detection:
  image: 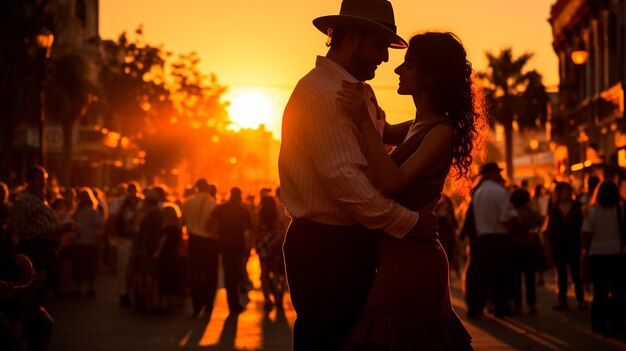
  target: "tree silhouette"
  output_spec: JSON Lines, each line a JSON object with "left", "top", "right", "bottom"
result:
{"left": 0, "top": 0, "right": 95, "bottom": 183}
{"left": 46, "top": 53, "right": 95, "bottom": 184}
{"left": 478, "top": 48, "right": 548, "bottom": 180}
{"left": 99, "top": 27, "right": 230, "bottom": 182}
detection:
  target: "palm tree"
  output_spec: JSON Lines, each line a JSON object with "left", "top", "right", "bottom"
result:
{"left": 479, "top": 48, "right": 547, "bottom": 181}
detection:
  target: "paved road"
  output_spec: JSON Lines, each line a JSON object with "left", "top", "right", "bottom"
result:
{"left": 47, "top": 255, "right": 626, "bottom": 350}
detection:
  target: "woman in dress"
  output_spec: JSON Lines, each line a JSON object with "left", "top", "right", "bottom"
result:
{"left": 338, "top": 32, "right": 483, "bottom": 350}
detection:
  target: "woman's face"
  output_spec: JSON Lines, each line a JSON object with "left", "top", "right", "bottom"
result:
{"left": 395, "top": 58, "right": 421, "bottom": 96}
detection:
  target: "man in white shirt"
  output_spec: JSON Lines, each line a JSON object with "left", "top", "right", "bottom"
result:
{"left": 279, "top": 0, "right": 436, "bottom": 349}
{"left": 465, "top": 162, "right": 515, "bottom": 318}
{"left": 181, "top": 178, "right": 218, "bottom": 316}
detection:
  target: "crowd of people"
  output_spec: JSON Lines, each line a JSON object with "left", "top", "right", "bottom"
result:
{"left": 1, "top": 164, "right": 625, "bottom": 349}
{"left": 0, "top": 165, "right": 289, "bottom": 350}
{"left": 458, "top": 165, "right": 626, "bottom": 335}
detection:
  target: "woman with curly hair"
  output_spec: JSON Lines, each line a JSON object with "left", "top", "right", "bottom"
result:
{"left": 338, "top": 32, "right": 484, "bottom": 350}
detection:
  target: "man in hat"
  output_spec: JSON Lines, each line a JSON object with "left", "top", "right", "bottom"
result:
{"left": 465, "top": 162, "right": 515, "bottom": 318}
{"left": 279, "top": 0, "right": 437, "bottom": 349}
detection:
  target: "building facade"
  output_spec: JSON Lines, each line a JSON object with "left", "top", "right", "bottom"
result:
{"left": 550, "top": 0, "right": 626, "bottom": 181}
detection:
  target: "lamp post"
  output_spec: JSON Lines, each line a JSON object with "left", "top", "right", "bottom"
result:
{"left": 36, "top": 29, "right": 54, "bottom": 167}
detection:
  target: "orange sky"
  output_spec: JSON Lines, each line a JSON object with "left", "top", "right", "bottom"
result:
{"left": 100, "top": 0, "right": 558, "bottom": 140}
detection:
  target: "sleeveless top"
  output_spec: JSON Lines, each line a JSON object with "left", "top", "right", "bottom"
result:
{"left": 389, "top": 120, "right": 454, "bottom": 211}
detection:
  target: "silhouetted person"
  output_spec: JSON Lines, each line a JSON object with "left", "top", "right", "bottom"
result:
{"left": 466, "top": 162, "right": 514, "bottom": 318}
{"left": 509, "top": 188, "right": 542, "bottom": 314}
{"left": 110, "top": 182, "right": 143, "bottom": 307}
{"left": 70, "top": 188, "right": 103, "bottom": 297}
{"left": 256, "top": 195, "right": 284, "bottom": 311}
{"left": 278, "top": 1, "right": 438, "bottom": 349}
{"left": 11, "top": 166, "right": 73, "bottom": 290}
{"left": 209, "top": 187, "right": 252, "bottom": 313}
{"left": 581, "top": 180, "right": 626, "bottom": 333}
{"left": 155, "top": 203, "right": 184, "bottom": 313}
{"left": 338, "top": 32, "right": 477, "bottom": 350}
{"left": 132, "top": 189, "right": 162, "bottom": 312}
{"left": 181, "top": 179, "right": 218, "bottom": 316}
{"left": 548, "top": 182, "right": 587, "bottom": 310}
{"left": 0, "top": 227, "right": 52, "bottom": 351}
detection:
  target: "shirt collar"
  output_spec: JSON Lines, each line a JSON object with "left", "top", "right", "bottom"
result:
{"left": 315, "top": 56, "right": 377, "bottom": 100}
{"left": 316, "top": 56, "right": 359, "bottom": 84}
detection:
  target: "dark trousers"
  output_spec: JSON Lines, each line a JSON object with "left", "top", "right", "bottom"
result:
{"left": 283, "top": 219, "right": 375, "bottom": 351}
{"left": 511, "top": 245, "right": 537, "bottom": 307}
{"left": 221, "top": 248, "right": 244, "bottom": 311}
{"left": 553, "top": 250, "right": 584, "bottom": 302}
{"left": 590, "top": 254, "right": 626, "bottom": 330}
{"left": 188, "top": 235, "right": 220, "bottom": 313}
{"left": 465, "top": 234, "right": 511, "bottom": 316}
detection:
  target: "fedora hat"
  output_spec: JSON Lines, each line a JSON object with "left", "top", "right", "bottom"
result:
{"left": 313, "top": 0, "right": 407, "bottom": 49}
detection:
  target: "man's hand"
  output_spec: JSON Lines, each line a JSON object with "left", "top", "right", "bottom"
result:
{"left": 406, "top": 209, "right": 439, "bottom": 243}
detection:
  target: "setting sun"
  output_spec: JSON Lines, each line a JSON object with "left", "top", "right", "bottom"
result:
{"left": 226, "top": 91, "right": 273, "bottom": 130}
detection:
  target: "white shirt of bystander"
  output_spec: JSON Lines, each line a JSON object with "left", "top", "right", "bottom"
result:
{"left": 182, "top": 192, "right": 217, "bottom": 238}
{"left": 582, "top": 204, "right": 625, "bottom": 255}
{"left": 472, "top": 180, "right": 516, "bottom": 236}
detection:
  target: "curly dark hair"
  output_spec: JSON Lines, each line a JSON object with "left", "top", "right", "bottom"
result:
{"left": 406, "top": 32, "right": 485, "bottom": 181}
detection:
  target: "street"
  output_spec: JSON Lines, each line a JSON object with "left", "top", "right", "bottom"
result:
{"left": 48, "top": 255, "right": 626, "bottom": 351}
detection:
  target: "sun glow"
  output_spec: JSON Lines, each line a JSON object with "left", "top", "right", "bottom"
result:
{"left": 226, "top": 91, "right": 273, "bottom": 130}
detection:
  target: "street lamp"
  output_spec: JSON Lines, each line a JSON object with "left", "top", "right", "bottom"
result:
{"left": 571, "top": 50, "right": 589, "bottom": 65}
{"left": 36, "top": 29, "right": 54, "bottom": 59}
{"left": 36, "top": 29, "right": 54, "bottom": 166}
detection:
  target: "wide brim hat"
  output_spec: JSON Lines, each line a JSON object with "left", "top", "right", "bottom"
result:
{"left": 313, "top": 0, "right": 407, "bottom": 49}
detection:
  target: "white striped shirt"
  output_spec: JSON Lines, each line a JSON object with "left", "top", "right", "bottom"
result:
{"left": 278, "top": 56, "right": 419, "bottom": 238}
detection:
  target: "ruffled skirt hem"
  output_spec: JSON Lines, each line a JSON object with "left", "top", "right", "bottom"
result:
{"left": 342, "top": 311, "right": 473, "bottom": 351}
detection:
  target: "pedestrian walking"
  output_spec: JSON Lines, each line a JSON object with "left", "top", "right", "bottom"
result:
{"left": 209, "top": 187, "right": 252, "bottom": 314}
{"left": 181, "top": 179, "right": 219, "bottom": 316}
{"left": 70, "top": 188, "right": 103, "bottom": 298}
{"left": 110, "top": 182, "right": 143, "bottom": 307}
{"left": 466, "top": 162, "right": 515, "bottom": 318}
{"left": 581, "top": 180, "right": 626, "bottom": 333}
{"left": 509, "top": 188, "right": 542, "bottom": 314}
{"left": 547, "top": 182, "right": 587, "bottom": 310}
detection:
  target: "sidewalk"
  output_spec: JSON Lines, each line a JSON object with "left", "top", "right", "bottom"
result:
{"left": 47, "top": 255, "right": 626, "bottom": 350}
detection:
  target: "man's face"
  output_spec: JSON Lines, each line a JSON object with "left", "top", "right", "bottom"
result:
{"left": 350, "top": 32, "right": 390, "bottom": 81}
{"left": 127, "top": 185, "right": 137, "bottom": 198}
{"left": 30, "top": 172, "right": 47, "bottom": 195}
